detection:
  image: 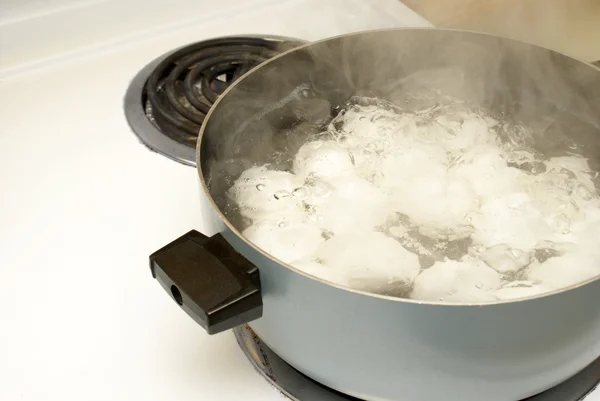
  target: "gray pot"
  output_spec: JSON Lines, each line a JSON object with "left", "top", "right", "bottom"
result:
{"left": 150, "top": 28, "right": 600, "bottom": 401}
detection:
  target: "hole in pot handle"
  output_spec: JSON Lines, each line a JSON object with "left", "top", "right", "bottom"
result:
{"left": 150, "top": 230, "right": 262, "bottom": 335}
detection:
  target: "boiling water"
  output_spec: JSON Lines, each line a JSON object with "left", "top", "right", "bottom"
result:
{"left": 226, "top": 96, "right": 600, "bottom": 302}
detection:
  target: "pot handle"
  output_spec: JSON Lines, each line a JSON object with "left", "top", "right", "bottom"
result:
{"left": 150, "top": 230, "right": 262, "bottom": 334}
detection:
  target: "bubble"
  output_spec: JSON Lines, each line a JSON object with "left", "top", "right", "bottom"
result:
{"left": 274, "top": 191, "right": 290, "bottom": 200}
{"left": 292, "top": 187, "right": 310, "bottom": 198}
{"left": 322, "top": 230, "right": 334, "bottom": 240}
{"left": 256, "top": 184, "right": 265, "bottom": 191}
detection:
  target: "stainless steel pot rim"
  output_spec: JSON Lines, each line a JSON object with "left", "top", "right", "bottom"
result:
{"left": 196, "top": 27, "right": 600, "bottom": 306}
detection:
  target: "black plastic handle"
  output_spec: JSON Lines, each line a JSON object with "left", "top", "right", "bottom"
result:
{"left": 150, "top": 230, "right": 262, "bottom": 334}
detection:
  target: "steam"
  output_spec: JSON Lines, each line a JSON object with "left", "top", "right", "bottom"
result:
{"left": 200, "top": 29, "right": 600, "bottom": 231}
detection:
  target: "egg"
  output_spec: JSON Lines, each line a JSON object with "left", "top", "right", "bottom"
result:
{"left": 387, "top": 169, "right": 476, "bottom": 239}
{"left": 309, "top": 176, "right": 389, "bottom": 234}
{"left": 470, "top": 193, "right": 552, "bottom": 249}
{"left": 242, "top": 217, "right": 324, "bottom": 264}
{"left": 527, "top": 253, "right": 600, "bottom": 289}
{"left": 289, "top": 259, "right": 345, "bottom": 284}
{"left": 453, "top": 145, "right": 523, "bottom": 199}
{"left": 228, "top": 165, "right": 303, "bottom": 220}
{"left": 315, "top": 231, "right": 421, "bottom": 286}
{"left": 410, "top": 256, "right": 501, "bottom": 302}
{"left": 293, "top": 140, "right": 354, "bottom": 180}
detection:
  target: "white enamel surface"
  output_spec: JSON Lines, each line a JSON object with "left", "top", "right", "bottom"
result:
{"left": 0, "top": 0, "right": 430, "bottom": 79}
{"left": 0, "top": 1, "right": 435, "bottom": 401}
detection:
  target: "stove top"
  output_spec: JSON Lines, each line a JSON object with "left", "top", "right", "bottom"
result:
{"left": 234, "top": 325, "right": 600, "bottom": 401}
{"left": 125, "top": 35, "right": 306, "bottom": 165}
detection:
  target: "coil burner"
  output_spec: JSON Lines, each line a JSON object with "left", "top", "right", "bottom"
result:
{"left": 125, "top": 35, "right": 306, "bottom": 165}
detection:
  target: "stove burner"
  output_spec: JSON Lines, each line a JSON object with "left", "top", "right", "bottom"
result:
{"left": 124, "top": 35, "right": 306, "bottom": 166}
{"left": 233, "top": 325, "right": 600, "bottom": 401}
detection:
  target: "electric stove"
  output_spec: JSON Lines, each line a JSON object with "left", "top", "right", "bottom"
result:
{"left": 126, "top": 29, "right": 600, "bottom": 401}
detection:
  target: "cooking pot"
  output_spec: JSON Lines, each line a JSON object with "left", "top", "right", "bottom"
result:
{"left": 150, "top": 28, "right": 600, "bottom": 401}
